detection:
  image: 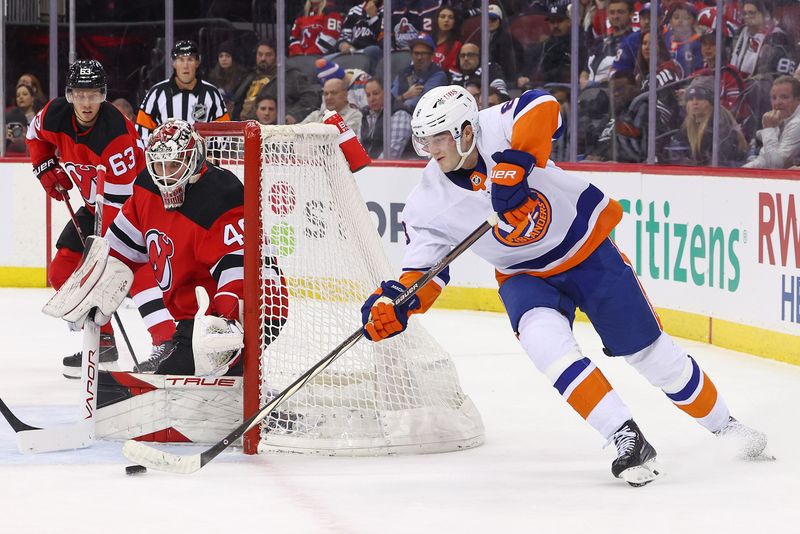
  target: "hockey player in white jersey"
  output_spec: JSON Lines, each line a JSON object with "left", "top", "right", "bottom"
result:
{"left": 360, "top": 85, "right": 771, "bottom": 486}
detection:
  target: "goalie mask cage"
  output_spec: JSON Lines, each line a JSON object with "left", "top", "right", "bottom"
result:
{"left": 194, "top": 121, "right": 484, "bottom": 455}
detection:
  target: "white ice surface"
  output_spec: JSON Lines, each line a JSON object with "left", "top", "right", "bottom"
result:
{"left": 0, "top": 287, "right": 798, "bottom": 533}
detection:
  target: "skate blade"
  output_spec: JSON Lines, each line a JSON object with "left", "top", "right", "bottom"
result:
{"left": 621, "top": 459, "right": 662, "bottom": 487}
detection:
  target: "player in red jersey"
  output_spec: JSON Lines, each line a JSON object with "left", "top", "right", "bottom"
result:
{"left": 26, "top": 59, "right": 176, "bottom": 377}
{"left": 75, "top": 118, "right": 285, "bottom": 375}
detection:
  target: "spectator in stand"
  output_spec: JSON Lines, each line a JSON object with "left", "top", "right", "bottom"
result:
{"left": 316, "top": 58, "right": 372, "bottom": 110}
{"left": 207, "top": 40, "right": 248, "bottom": 96}
{"left": 611, "top": 1, "right": 648, "bottom": 77}
{"left": 487, "top": 85, "right": 510, "bottom": 106}
{"left": 451, "top": 42, "right": 509, "bottom": 97}
{"left": 16, "top": 73, "right": 47, "bottom": 109}
{"left": 586, "top": 70, "right": 645, "bottom": 162}
{"left": 359, "top": 78, "right": 412, "bottom": 159}
{"left": 744, "top": 75, "right": 800, "bottom": 169}
{"left": 390, "top": 0, "right": 442, "bottom": 51}
{"left": 464, "top": 80, "right": 481, "bottom": 107}
{"left": 667, "top": 76, "right": 748, "bottom": 166}
{"left": 518, "top": 3, "right": 576, "bottom": 90}
{"left": 432, "top": 5, "right": 463, "bottom": 77}
{"left": 255, "top": 95, "right": 278, "bottom": 125}
{"left": 135, "top": 40, "right": 230, "bottom": 145}
{"left": 111, "top": 98, "right": 135, "bottom": 122}
{"left": 730, "top": 0, "right": 797, "bottom": 78}
{"left": 486, "top": 4, "right": 519, "bottom": 83}
{"left": 337, "top": 1, "right": 384, "bottom": 73}
{"left": 5, "top": 83, "right": 40, "bottom": 154}
{"left": 289, "top": 0, "right": 344, "bottom": 56}
{"left": 692, "top": 32, "right": 752, "bottom": 136}
{"left": 582, "top": 0, "right": 608, "bottom": 51}
{"left": 582, "top": 0, "right": 636, "bottom": 87}
{"left": 301, "top": 78, "right": 363, "bottom": 136}
{"left": 696, "top": 4, "right": 741, "bottom": 39}
{"left": 391, "top": 33, "right": 448, "bottom": 112}
{"left": 630, "top": 30, "right": 684, "bottom": 157}
{"left": 549, "top": 83, "right": 571, "bottom": 161}
{"left": 664, "top": 2, "right": 704, "bottom": 76}
{"left": 234, "top": 41, "right": 320, "bottom": 123}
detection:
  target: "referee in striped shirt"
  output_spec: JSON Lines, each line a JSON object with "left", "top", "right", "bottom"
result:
{"left": 136, "top": 40, "right": 230, "bottom": 145}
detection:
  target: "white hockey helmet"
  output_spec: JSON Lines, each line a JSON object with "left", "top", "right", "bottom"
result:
{"left": 145, "top": 119, "right": 206, "bottom": 210}
{"left": 411, "top": 85, "right": 479, "bottom": 170}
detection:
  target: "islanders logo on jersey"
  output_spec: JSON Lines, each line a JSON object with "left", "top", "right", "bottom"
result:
{"left": 146, "top": 229, "right": 175, "bottom": 292}
{"left": 492, "top": 190, "right": 552, "bottom": 247}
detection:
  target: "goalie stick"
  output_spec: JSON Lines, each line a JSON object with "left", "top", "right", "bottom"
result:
{"left": 0, "top": 322, "right": 100, "bottom": 453}
{"left": 0, "top": 167, "right": 108, "bottom": 453}
{"left": 122, "top": 214, "right": 499, "bottom": 474}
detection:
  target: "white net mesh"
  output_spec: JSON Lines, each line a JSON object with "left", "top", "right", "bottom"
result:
{"left": 203, "top": 123, "right": 484, "bottom": 455}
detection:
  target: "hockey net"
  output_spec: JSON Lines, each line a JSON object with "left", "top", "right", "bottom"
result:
{"left": 195, "top": 121, "right": 484, "bottom": 455}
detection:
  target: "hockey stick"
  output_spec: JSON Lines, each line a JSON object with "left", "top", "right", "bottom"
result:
{"left": 122, "top": 214, "right": 499, "bottom": 473}
{"left": 0, "top": 306, "right": 101, "bottom": 453}
{"left": 0, "top": 169, "right": 109, "bottom": 453}
{"left": 64, "top": 192, "right": 140, "bottom": 367}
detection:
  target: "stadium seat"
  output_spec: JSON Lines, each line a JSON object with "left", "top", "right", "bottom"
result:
{"left": 286, "top": 54, "right": 322, "bottom": 81}
{"left": 331, "top": 52, "right": 372, "bottom": 74}
{"left": 374, "top": 51, "right": 412, "bottom": 81}
{"left": 509, "top": 14, "right": 550, "bottom": 49}
{"left": 461, "top": 15, "right": 481, "bottom": 44}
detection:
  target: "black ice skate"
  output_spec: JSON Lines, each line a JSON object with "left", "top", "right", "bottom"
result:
{"left": 713, "top": 416, "right": 774, "bottom": 461}
{"left": 62, "top": 333, "right": 119, "bottom": 379}
{"left": 610, "top": 419, "right": 661, "bottom": 487}
{"left": 133, "top": 340, "right": 177, "bottom": 373}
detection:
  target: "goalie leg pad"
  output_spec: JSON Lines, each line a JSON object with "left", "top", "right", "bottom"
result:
{"left": 42, "top": 236, "right": 134, "bottom": 329}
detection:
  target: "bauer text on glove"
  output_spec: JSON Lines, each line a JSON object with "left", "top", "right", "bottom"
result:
{"left": 490, "top": 149, "right": 538, "bottom": 227}
{"left": 34, "top": 157, "right": 73, "bottom": 201}
{"left": 361, "top": 280, "right": 421, "bottom": 341}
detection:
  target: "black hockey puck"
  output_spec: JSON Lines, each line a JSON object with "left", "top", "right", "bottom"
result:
{"left": 125, "top": 464, "right": 147, "bottom": 476}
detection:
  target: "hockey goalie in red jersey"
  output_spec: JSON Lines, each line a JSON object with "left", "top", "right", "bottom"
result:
{"left": 47, "top": 118, "right": 286, "bottom": 376}
{"left": 26, "top": 59, "right": 176, "bottom": 377}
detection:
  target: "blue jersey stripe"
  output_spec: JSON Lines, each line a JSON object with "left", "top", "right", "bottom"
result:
{"left": 508, "top": 184, "right": 605, "bottom": 271}
{"left": 666, "top": 356, "right": 701, "bottom": 402}
{"left": 554, "top": 357, "right": 592, "bottom": 395}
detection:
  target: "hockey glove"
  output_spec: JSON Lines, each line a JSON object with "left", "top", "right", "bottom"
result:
{"left": 192, "top": 286, "right": 244, "bottom": 376}
{"left": 490, "top": 149, "right": 538, "bottom": 227}
{"left": 361, "top": 280, "right": 420, "bottom": 342}
{"left": 33, "top": 157, "right": 73, "bottom": 201}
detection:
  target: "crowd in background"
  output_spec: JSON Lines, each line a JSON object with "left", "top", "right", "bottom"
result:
{"left": 5, "top": 0, "right": 800, "bottom": 169}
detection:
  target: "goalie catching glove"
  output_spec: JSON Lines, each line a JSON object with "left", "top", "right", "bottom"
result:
{"left": 42, "top": 236, "right": 133, "bottom": 329}
{"left": 490, "top": 149, "right": 538, "bottom": 228}
{"left": 360, "top": 280, "right": 420, "bottom": 341}
{"left": 192, "top": 286, "right": 244, "bottom": 376}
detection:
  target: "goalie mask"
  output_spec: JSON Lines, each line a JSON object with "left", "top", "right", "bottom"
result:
{"left": 145, "top": 119, "right": 206, "bottom": 210}
{"left": 411, "top": 85, "right": 480, "bottom": 171}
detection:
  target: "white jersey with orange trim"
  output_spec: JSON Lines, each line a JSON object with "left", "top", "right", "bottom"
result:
{"left": 399, "top": 90, "right": 622, "bottom": 310}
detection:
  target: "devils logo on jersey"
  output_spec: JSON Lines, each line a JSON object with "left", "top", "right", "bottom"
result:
{"left": 146, "top": 229, "right": 175, "bottom": 291}
{"left": 62, "top": 162, "right": 98, "bottom": 205}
